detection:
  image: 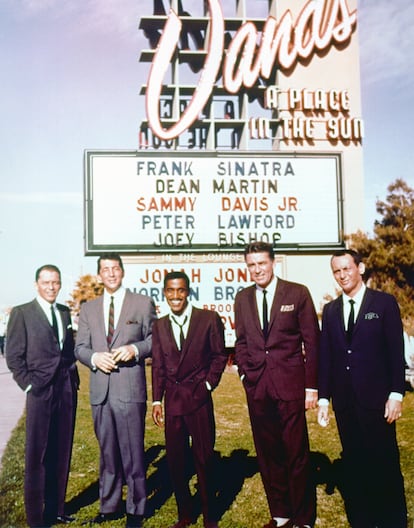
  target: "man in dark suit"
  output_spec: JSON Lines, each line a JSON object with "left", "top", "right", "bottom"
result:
{"left": 318, "top": 249, "right": 407, "bottom": 528}
{"left": 6, "top": 264, "right": 79, "bottom": 528}
{"left": 152, "top": 271, "right": 227, "bottom": 528}
{"left": 234, "top": 242, "right": 320, "bottom": 528}
{"left": 75, "top": 253, "right": 156, "bottom": 528}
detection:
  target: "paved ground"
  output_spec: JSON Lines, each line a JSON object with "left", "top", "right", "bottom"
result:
{"left": 0, "top": 354, "right": 26, "bottom": 469}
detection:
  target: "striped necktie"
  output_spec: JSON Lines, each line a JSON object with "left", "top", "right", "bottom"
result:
{"left": 107, "top": 296, "right": 114, "bottom": 348}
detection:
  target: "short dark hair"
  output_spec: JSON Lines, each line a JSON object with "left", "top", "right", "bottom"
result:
{"left": 97, "top": 253, "right": 124, "bottom": 274}
{"left": 331, "top": 249, "right": 363, "bottom": 266}
{"left": 244, "top": 241, "right": 275, "bottom": 260}
{"left": 35, "top": 264, "right": 61, "bottom": 282}
{"left": 163, "top": 271, "right": 190, "bottom": 290}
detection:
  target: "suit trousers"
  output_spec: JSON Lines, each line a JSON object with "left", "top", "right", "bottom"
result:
{"left": 25, "top": 368, "right": 77, "bottom": 527}
{"left": 335, "top": 399, "right": 407, "bottom": 528}
{"left": 245, "top": 377, "right": 315, "bottom": 526}
{"left": 92, "top": 387, "right": 147, "bottom": 516}
{"left": 165, "top": 398, "right": 217, "bottom": 523}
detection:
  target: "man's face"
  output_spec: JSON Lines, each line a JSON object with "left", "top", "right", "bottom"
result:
{"left": 331, "top": 254, "right": 364, "bottom": 297}
{"left": 164, "top": 278, "right": 189, "bottom": 315}
{"left": 245, "top": 251, "right": 275, "bottom": 289}
{"left": 98, "top": 259, "right": 124, "bottom": 294}
{"left": 36, "top": 270, "right": 61, "bottom": 304}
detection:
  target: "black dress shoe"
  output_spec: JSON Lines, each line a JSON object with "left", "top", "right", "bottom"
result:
{"left": 55, "top": 515, "right": 76, "bottom": 524}
{"left": 86, "top": 512, "right": 124, "bottom": 525}
{"left": 126, "top": 514, "right": 143, "bottom": 527}
{"left": 168, "top": 519, "right": 193, "bottom": 528}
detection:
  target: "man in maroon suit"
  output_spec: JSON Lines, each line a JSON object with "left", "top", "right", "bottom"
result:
{"left": 152, "top": 271, "right": 228, "bottom": 528}
{"left": 234, "top": 242, "right": 320, "bottom": 528}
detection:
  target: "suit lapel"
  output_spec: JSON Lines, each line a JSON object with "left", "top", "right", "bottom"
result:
{"left": 335, "top": 296, "right": 347, "bottom": 340}
{"left": 111, "top": 290, "right": 130, "bottom": 345}
{"left": 352, "top": 288, "right": 371, "bottom": 337}
{"left": 245, "top": 286, "right": 262, "bottom": 335}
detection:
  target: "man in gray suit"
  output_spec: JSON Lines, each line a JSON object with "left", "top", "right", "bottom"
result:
{"left": 75, "top": 253, "right": 156, "bottom": 528}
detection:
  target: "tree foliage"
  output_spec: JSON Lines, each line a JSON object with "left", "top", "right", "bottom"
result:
{"left": 349, "top": 179, "right": 414, "bottom": 332}
{"left": 67, "top": 274, "right": 104, "bottom": 320}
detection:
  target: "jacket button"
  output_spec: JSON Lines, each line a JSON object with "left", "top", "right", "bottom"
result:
{"left": 346, "top": 366, "right": 350, "bottom": 370}
{"left": 347, "top": 349, "right": 352, "bottom": 354}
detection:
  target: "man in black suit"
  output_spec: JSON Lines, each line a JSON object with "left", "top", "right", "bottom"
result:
{"left": 75, "top": 253, "right": 156, "bottom": 528}
{"left": 234, "top": 242, "right": 320, "bottom": 528}
{"left": 318, "top": 249, "right": 407, "bottom": 528}
{"left": 152, "top": 271, "right": 227, "bottom": 528}
{"left": 6, "top": 264, "right": 79, "bottom": 528}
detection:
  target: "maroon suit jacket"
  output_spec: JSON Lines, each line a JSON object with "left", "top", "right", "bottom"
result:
{"left": 152, "top": 307, "right": 227, "bottom": 416}
{"left": 234, "top": 278, "right": 320, "bottom": 400}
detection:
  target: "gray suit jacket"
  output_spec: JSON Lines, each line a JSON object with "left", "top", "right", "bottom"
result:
{"left": 75, "top": 289, "right": 157, "bottom": 405}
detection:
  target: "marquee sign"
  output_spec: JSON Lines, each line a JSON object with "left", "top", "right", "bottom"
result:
{"left": 84, "top": 150, "right": 343, "bottom": 254}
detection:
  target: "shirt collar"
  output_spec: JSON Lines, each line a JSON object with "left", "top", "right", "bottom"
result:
{"left": 104, "top": 286, "right": 125, "bottom": 302}
{"left": 256, "top": 275, "right": 277, "bottom": 296}
{"left": 343, "top": 283, "right": 366, "bottom": 304}
{"left": 36, "top": 295, "right": 55, "bottom": 311}
{"left": 168, "top": 303, "right": 192, "bottom": 323}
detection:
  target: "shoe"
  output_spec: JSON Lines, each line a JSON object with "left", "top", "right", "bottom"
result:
{"left": 204, "top": 522, "right": 219, "bottom": 528}
{"left": 85, "top": 512, "right": 124, "bottom": 525}
{"left": 263, "top": 521, "right": 294, "bottom": 528}
{"left": 168, "top": 520, "right": 193, "bottom": 528}
{"left": 55, "top": 515, "right": 76, "bottom": 524}
{"left": 126, "top": 514, "right": 143, "bottom": 528}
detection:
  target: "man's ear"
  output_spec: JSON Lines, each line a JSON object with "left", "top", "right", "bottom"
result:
{"left": 358, "top": 262, "right": 366, "bottom": 276}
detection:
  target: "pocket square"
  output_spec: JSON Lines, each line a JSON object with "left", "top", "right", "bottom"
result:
{"left": 364, "top": 312, "right": 379, "bottom": 320}
{"left": 126, "top": 320, "right": 139, "bottom": 325}
{"left": 280, "top": 304, "right": 294, "bottom": 312}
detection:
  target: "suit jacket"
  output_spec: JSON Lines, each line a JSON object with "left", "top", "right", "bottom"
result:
{"left": 152, "top": 307, "right": 227, "bottom": 416}
{"left": 234, "top": 278, "right": 320, "bottom": 400}
{"left": 75, "top": 289, "right": 156, "bottom": 405}
{"left": 6, "top": 299, "right": 77, "bottom": 395}
{"left": 319, "top": 287, "right": 405, "bottom": 411}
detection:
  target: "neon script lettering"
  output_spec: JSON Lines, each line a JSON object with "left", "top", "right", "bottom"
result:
{"left": 146, "top": 0, "right": 357, "bottom": 140}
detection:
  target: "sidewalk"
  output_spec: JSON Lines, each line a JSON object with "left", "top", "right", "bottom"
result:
{"left": 0, "top": 355, "right": 26, "bottom": 469}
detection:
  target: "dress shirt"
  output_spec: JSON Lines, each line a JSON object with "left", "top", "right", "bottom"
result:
{"left": 255, "top": 276, "right": 277, "bottom": 330}
{"left": 169, "top": 304, "right": 192, "bottom": 349}
{"left": 36, "top": 295, "right": 63, "bottom": 348}
{"left": 103, "top": 287, "right": 126, "bottom": 334}
{"left": 342, "top": 283, "right": 366, "bottom": 330}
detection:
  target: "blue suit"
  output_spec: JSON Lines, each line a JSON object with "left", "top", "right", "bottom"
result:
{"left": 319, "top": 287, "right": 407, "bottom": 528}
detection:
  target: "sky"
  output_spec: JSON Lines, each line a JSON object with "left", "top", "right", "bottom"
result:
{"left": 0, "top": 0, "right": 413, "bottom": 309}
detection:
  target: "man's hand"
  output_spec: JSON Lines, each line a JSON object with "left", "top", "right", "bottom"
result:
{"left": 111, "top": 345, "right": 136, "bottom": 364}
{"left": 152, "top": 404, "right": 164, "bottom": 427}
{"left": 317, "top": 404, "right": 329, "bottom": 427}
{"left": 305, "top": 389, "right": 318, "bottom": 410}
{"left": 93, "top": 351, "right": 119, "bottom": 374}
{"left": 384, "top": 399, "right": 402, "bottom": 424}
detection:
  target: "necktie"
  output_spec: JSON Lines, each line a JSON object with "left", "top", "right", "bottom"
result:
{"left": 107, "top": 296, "right": 114, "bottom": 348}
{"left": 262, "top": 290, "right": 269, "bottom": 337}
{"left": 347, "top": 299, "right": 355, "bottom": 342}
{"left": 51, "top": 305, "right": 59, "bottom": 341}
{"left": 172, "top": 315, "right": 188, "bottom": 350}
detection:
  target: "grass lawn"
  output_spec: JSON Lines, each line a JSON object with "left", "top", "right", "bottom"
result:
{"left": 1, "top": 364, "right": 413, "bottom": 528}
